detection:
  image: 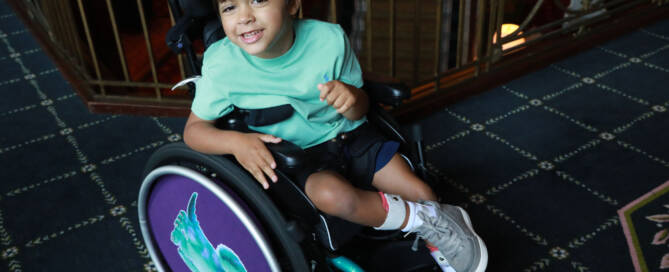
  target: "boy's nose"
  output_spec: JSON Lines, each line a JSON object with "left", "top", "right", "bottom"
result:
{"left": 237, "top": 6, "right": 255, "bottom": 24}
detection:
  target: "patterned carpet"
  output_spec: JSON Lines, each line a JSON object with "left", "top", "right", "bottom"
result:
{"left": 417, "top": 18, "right": 669, "bottom": 271}
{"left": 0, "top": 0, "right": 668, "bottom": 270}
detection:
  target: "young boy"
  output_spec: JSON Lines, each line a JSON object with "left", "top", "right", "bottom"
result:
{"left": 183, "top": 0, "right": 488, "bottom": 271}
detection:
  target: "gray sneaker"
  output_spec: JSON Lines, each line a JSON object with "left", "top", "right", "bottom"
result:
{"left": 410, "top": 201, "right": 488, "bottom": 272}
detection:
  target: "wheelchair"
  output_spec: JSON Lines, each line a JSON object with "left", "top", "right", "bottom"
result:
{"left": 138, "top": 1, "right": 439, "bottom": 271}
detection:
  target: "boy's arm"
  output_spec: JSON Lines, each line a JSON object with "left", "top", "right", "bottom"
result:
{"left": 318, "top": 80, "right": 369, "bottom": 121}
{"left": 183, "top": 112, "right": 281, "bottom": 189}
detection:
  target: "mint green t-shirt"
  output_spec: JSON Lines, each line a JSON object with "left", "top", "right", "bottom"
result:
{"left": 192, "top": 19, "right": 366, "bottom": 149}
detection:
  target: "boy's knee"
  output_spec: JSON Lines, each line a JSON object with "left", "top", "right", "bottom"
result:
{"left": 305, "top": 173, "right": 357, "bottom": 216}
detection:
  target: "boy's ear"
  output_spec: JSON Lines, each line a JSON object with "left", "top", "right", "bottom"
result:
{"left": 288, "top": 0, "right": 301, "bottom": 16}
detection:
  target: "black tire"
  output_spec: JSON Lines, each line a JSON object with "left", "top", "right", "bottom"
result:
{"left": 141, "top": 142, "right": 310, "bottom": 271}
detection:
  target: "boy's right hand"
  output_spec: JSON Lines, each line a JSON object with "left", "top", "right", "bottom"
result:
{"left": 231, "top": 133, "right": 282, "bottom": 190}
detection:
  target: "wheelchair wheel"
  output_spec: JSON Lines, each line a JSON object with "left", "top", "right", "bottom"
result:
{"left": 138, "top": 143, "right": 310, "bottom": 271}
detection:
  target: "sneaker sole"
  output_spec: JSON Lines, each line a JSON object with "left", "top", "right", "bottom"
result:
{"left": 455, "top": 206, "right": 488, "bottom": 272}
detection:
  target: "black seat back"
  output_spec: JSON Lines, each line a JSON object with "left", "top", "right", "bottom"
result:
{"left": 174, "top": 0, "right": 213, "bottom": 17}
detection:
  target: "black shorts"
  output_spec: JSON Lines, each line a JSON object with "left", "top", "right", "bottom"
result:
{"left": 295, "top": 122, "right": 400, "bottom": 191}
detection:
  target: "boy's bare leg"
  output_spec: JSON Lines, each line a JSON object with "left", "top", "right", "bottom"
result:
{"left": 304, "top": 158, "right": 487, "bottom": 271}
{"left": 303, "top": 154, "right": 436, "bottom": 228}
{"left": 371, "top": 154, "right": 437, "bottom": 203}
{"left": 304, "top": 170, "right": 389, "bottom": 227}
{"left": 371, "top": 153, "right": 438, "bottom": 237}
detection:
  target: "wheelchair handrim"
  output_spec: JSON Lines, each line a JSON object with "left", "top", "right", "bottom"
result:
{"left": 139, "top": 165, "right": 280, "bottom": 272}
{"left": 139, "top": 142, "right": 310, "bottom": 271}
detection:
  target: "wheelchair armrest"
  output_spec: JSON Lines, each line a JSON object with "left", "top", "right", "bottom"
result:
{"left": 214, "top": 108, "right": 305, "bottom": 173}
{"left": 362, "top": 72, "right": 411, "bottom": 107}
{"left": 266, "top": 140, "right": 306, "bottom": 174}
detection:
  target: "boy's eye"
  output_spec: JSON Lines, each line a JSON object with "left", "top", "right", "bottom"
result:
{"left": 251, "top": 0, "right": 268, "bottom": 5}
{"left": 221, "top": 5, "right": 235, "bottom": 13}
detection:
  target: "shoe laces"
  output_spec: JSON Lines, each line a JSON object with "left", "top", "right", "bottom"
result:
{"left": 406, "top": 210, "right": 465, "bottom": 258}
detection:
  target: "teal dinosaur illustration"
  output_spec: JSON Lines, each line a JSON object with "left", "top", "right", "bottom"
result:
{"left": 171, "top": 192, "right": 247, "bottom": 272}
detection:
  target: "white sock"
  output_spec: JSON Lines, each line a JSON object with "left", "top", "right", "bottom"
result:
{"left": 401, "top": 201, "right": 437, "bottom": 232}
{"left": 373, "top": 193, "right": 406, "bottom": 230}
{"left": 401, "top": 201, "right": 417, "bottom": 232}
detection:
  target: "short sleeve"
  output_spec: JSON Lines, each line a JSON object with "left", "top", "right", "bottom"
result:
{"left": 190, "top": 72, "right": 234, "bottom": 121}
{"left": 335, "top": 26, "right": 364, "bottom": 88}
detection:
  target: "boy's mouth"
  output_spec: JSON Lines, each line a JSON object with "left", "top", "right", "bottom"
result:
{"left": 240, "top": 29, "right": 263, "bottom": 44}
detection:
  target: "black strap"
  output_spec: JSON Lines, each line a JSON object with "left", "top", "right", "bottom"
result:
{"left": 238, "top": 104, "right": 295, "bottom": 127}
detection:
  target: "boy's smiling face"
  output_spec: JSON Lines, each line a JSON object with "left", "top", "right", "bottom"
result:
{"left": 218, "top": 0, "right": 300, "bottom": 59}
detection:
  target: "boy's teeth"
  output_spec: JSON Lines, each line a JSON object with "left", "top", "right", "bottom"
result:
{"left": 240, "top": 30, "right": 262, "bottom": 43}
{"left": 244, "top": 31, "right": 258, "bottom": 38}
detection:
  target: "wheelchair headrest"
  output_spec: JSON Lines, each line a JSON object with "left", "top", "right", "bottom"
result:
{"left": 166, "top": 0, "right": 225, "bottom": 54}
{"left": 203, "top": 19, "right": 225, "bottom": 49}
{"left": 178, "top": 0, "right": 216, "bottom": 18}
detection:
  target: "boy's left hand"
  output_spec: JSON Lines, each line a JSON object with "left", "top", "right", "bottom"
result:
{"left": 318, "top": 80, "right": 359, "bottom": 114}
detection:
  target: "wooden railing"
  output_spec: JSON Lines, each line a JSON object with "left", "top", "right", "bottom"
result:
{"left": 6, "top": 0, "right": 669, "bottom": 121}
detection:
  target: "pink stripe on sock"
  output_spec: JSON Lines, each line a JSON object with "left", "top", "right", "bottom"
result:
{"left": 378, "top": 192, "right": 389, "bottom": 211}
